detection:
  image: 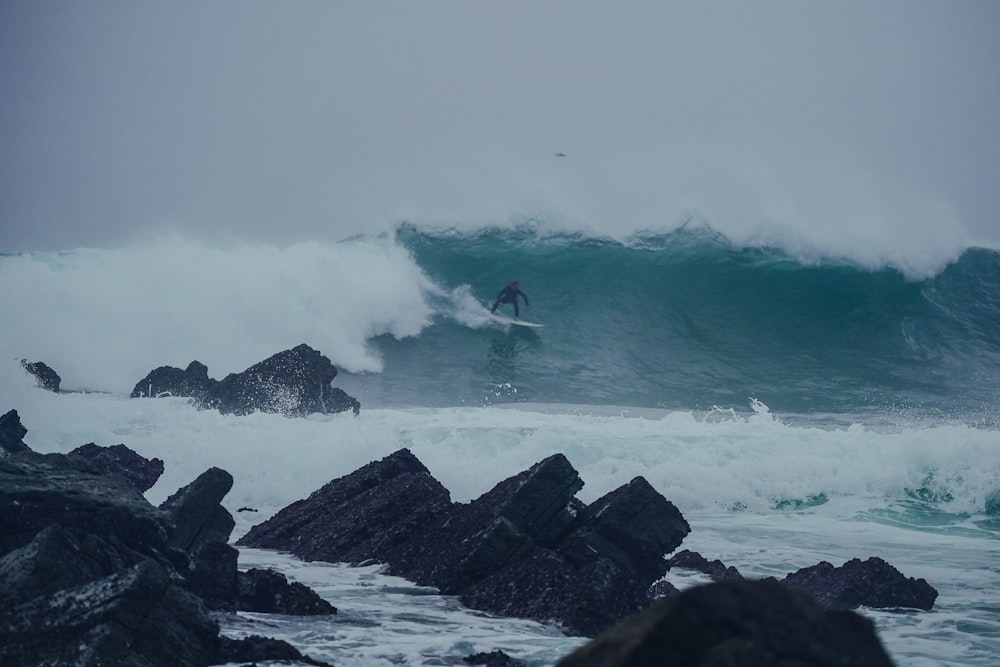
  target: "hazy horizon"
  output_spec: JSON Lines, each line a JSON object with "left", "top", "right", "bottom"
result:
{"left": 2, "top": 1, "right": 998, "bottom": 258}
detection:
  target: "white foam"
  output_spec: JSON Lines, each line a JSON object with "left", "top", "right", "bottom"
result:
{"left": 3, "top": 384, "right": 998, "bottom": 665}
{"left": 0, "top": 236, "right": 438, "bottom": 393}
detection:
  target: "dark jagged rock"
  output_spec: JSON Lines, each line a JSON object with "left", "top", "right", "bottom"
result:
{"left": 160, "top": 466, "right": 235, "bottom": 551}
{"left": 465, "top": 650, "right": 526, "bottom": 666}
{"left": 69, "top": 442, "right": 165, "bottom": 492}
{"left": 240, "top": 449, "right": 690, "bottom": 637}
{"left": 198, "top": 343, "right": 360, "bottom": 416}
{"left": 159, "top": 467, "right": 239, "bottom": 610}
{"left": 237, "top": 568, "right": 338, "bottom": 615}
{"left": 0, "top": 559, "right": 220, "bottom": 667}
{"left": 238, "top": 448, "right": 453, "bottom": 563}
{"left": 556, "top": 578, "right": 896, "bottom": 667}
{"left": 20, "top": 359, "right": 60, "bottom": 392}
{"left": 0, "top": 409, "right": 31, "bottom": 456}
{"left": 188, "top": 539, "right": 240, "bottom": 611}
{"left": 213, "top": 634, "right": 332, "bottom": 667}
{"left": 782, "top": 556, "right": 938, "bottom": 610}
{"left": 0, "top": 451, "right": 167, "bottom": 559}
{"left": 131, "top": 360, "right": 216, "bottom": 399}
{"left": 666, "top": 549, "right": 743, "bottom": 581}
{"left": 0, "top": 449, "right": 330, "bottom": 666}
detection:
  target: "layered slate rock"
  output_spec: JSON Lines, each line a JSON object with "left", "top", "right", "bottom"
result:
{"left": 556, "top": 578, "right": 895, "bottom": 667}
{"left": 198, "top": 343, "right": 360, "bottom": 416}
{"left": 0, "top": 451, "right": 167, "bottom": 559}
{"left": 159, "top": 467, "right": 239, "bottom": 610}
{"left": 0, "top": 409, "right": 31, "bottom": 457}
{"left": 20, "top": 360, "right": 60, "bottom": 392}
{"left": 69, "top": 442, "right": 165, "bottom": 492}
{"left": 782, "top": 556, "right": 938, "bottom": 610}
{"left": 238, "top": 448, "right": 453, "bottom": 563}
{"left": 237, "top": 568, "right": 338, "bottom": 615}
{"left": 131, "top": 360, "right": 216, "bottom": 399}
{"left": 239, "top": 449, "right": 691, "bottom": 636}
{"left": 0, "top": 449, "right": 332, "bottom": 666}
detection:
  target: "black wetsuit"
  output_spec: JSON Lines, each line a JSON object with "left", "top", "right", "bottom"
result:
{"left": 491, "top": 284, "right": 529, "bottom": 317}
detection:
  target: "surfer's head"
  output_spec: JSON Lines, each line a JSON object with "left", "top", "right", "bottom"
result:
{"left": 511, "top": 280, "right": 519, "bottom": 287}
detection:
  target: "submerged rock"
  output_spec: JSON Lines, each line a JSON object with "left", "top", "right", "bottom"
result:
{"left": 782, "top": 556, "right": 938, "bottom": 610}
{"left": 556, "top": 578, "right": 895, "bottom": 667}
{"left": 237, "top": 568, "right": 338, "bottom": 615}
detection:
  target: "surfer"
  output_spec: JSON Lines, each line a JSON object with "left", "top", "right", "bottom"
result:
{"left": 491, "top": 280, "right": 530, "bottom": 319}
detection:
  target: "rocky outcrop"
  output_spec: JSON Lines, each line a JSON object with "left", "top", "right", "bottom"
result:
{"left": 130, "top": 360, "right": 216, "bottom": 399}
{"left": 0, "top": 448, "right": 332, "bottom": 666}
{"left": 20, "top": 360, "right": 60, "bottom": 392}
{"left": 198, "top": 343, "right": 360, "bottom": 416}
{"left": 782, "top": 557, "right": 938, "bottom": 610}
{"left": 69, "top": 442, "right": 165, "bottom": 492}
{"left": 237, "top": 448, "right": 453, "bottom": 564}
{"left": 238, "top": 449, "right": 690, "bottom": 636}
{"left": 0, "top": 409, "right": 31, "bottom": 457}
{"left": 556, "top": 578, "right": 895, "bottom": 667}
{"left": 131, "top": 345, "right": 361, "bottom": 417}
{"left": 237, "top": 568, "right": 338, "bottom": 615}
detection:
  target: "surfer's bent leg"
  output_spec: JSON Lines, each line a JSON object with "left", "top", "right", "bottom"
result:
{"left": 513, "top": 301, "right": 520, "bottom": 318}
{"left": 491, "top": 300, "right": 500, "bottom": 314}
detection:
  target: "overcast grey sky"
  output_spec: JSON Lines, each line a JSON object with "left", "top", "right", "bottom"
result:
{"left": 2, "top": 1, "right": 998, "bottom": 254}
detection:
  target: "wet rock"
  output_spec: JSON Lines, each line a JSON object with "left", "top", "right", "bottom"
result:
{"left": 20, "top": 360, "right": 60, "bottom": 392}
{"left": 131, "top": 360, "right": 216, "bottom": 399}
{"left": 198, "top": 343, "right": 360, "bottom": 416}
{"left": 556, "top": 578, "right": 896, "bottom": 667}
{"left": 69, "top": 442, "right": 165, "bottom": 492}
{"left": 0, "top": 448, "right": 330, "bottom": 666}
{"left": 237, "top": 568, "right": 338, "bottom": 615}
{"left": 0, "top": 559, "right": 219, "bottom": 667}
{"left": 666, "top": 549, "right": 743, "bottom": 581}
{"left": 0, "top": 409, "right": 31, "bottom": 457}
{"left": 238, "top": 448, "right": 453, "bottom": 563}
{"left": 159, "top": 467, "right": 239, "bottom": 610}
{"left": 782, "top": 556, "right": 938, "bottom": 610}
{"left": 240, "top": 449, "right": 690, "bottom": 637}
{"left": 0, "top": 451, "right": 166, "bottom": 558}
{"left": 160, "top": 466, "right": 235, "bottom": 552}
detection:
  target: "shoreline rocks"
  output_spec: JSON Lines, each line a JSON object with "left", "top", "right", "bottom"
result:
{"left": 239, "top": 448, "right": 691, "bottom": 637}
{"left": 0, "top": 418, "right": 335, "bottom": 667}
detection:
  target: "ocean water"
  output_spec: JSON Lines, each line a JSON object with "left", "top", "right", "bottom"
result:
{"left": 1, "top": 223, "right": 999, "bottom": 665}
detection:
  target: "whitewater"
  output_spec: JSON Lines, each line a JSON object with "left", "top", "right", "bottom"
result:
{"left": 2, "top": 222, "right": 999, "bottom": 666}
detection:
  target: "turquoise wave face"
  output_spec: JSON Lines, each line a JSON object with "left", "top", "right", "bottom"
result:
{"left": 346, "top": 224, "right": 1000, "bottom": 420}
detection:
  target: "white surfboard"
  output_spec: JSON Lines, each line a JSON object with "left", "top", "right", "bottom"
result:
{"left": 489, "top": 313, "right": 544, "bottom": 328}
